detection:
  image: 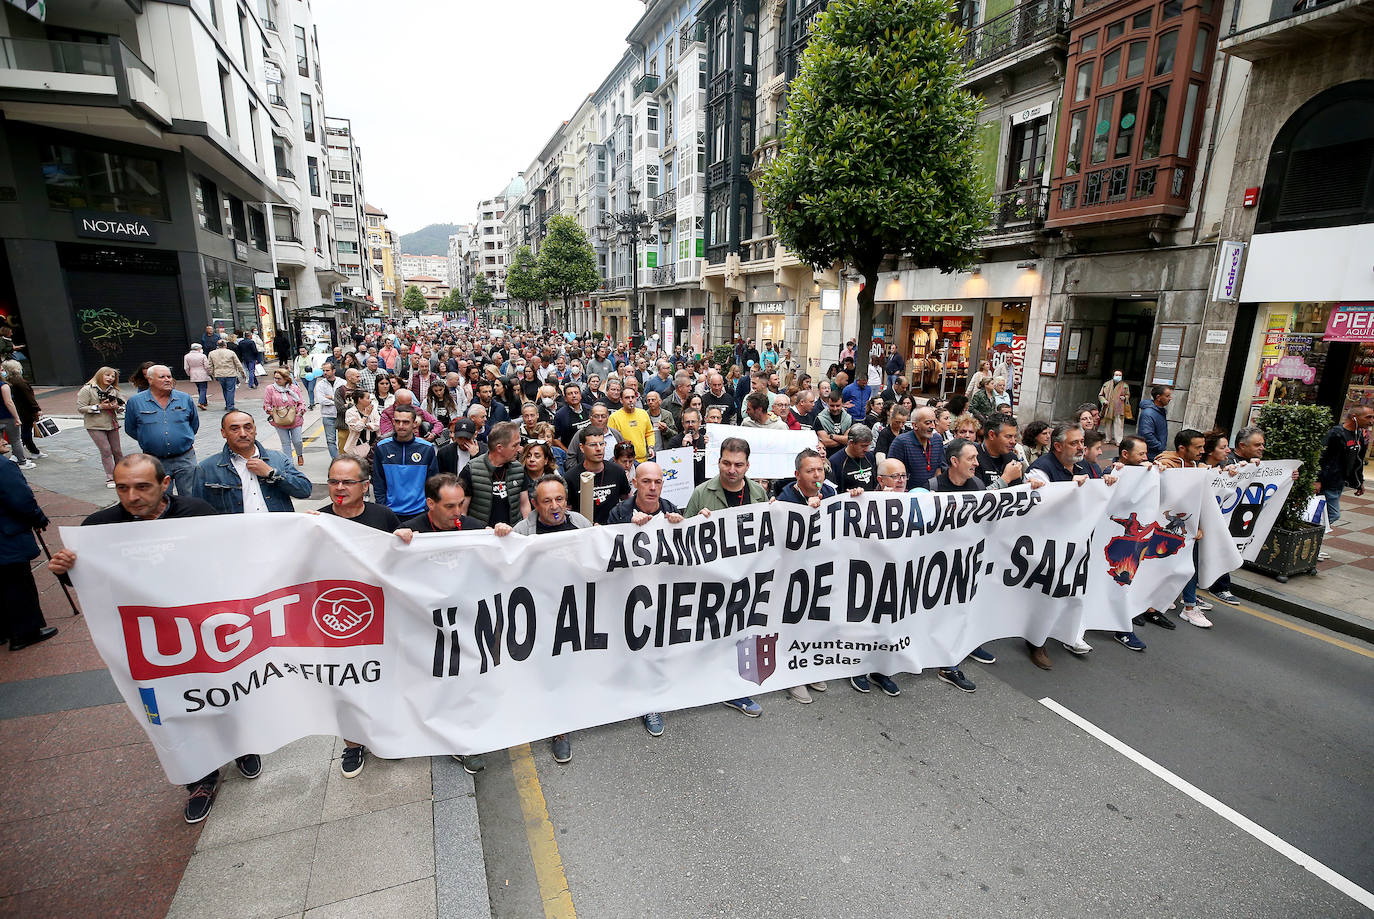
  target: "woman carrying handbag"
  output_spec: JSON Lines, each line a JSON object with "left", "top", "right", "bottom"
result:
{"left": 264, "top": 367, "right": 307, "bottom": 466}
{"left": 76, "top": 366, "right": 125, "bottom": 486}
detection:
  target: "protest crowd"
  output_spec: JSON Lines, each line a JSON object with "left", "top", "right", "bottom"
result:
{"left": 11, "top": 318, "right": 1370, "bottom": 827}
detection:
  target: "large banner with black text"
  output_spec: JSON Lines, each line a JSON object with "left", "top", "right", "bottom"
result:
{"left": 65, "top": 468, "right": 1242, "bottom": 783}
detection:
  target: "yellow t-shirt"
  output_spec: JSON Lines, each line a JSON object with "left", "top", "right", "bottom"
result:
{"left": 608, "top": 407, "right": 656, "bottom": 461}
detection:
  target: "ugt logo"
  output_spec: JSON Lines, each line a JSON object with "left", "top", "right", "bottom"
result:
{"left": 1104, "top": 513, "right": 1187, "bottom": 585}
{"left": 736, "top": 633, "right": 778, "bottom": 685}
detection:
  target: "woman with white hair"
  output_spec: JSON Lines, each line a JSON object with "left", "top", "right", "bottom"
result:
{"left": 76, "top": 366, "right": 125, "bottom": 486}
{"left": 184, "top": 342, "right": 212, "bottom": 408}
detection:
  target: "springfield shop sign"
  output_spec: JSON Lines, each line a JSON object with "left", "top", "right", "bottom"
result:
{"left": 1324, "top": 303, "right": 1374, "bottom": 343}
{"left": 74, "top": 210, "right": 159, "bottom": 244}
{"left": 65, "top": 469, "right": 1244, "bottom": 784}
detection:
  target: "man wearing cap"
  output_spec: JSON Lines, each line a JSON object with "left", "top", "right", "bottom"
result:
{"left": 438, "top": 417, "right": 486, "bottom": 476}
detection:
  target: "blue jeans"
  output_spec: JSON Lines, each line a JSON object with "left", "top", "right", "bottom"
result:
{"left": 1182, "top": 543, "right": 1199, "bottom": 605}
{"left": 275, "top": 425, "right": 304, "bottom": 460}
{"left": 162, "top": 449, "right": 198, "bottom": 498}
{"left": 1322, "top": 487, "right": 1342, "bottom": 524}
{"left": 245, "top": 362, "right": 258, "bottom": 388}
{"left": 217, "top": 377, "right": 237, "bottom": 410}
{"left": 322, "top": 415, "right": 339, "bottom": 459}
{"left": 304, "top": 376, "right": 317, "bottom": 409}
{"left": 195, "top": 381, "right": 208, "bottom": 406}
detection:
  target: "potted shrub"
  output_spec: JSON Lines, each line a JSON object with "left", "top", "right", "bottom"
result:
{"left": 1246, "top": 402, "right": 1331, "bottom": 582}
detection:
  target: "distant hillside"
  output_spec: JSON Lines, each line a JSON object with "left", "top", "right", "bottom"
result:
{"left": 397, "top": 223, "right": 462, "bottom": 256}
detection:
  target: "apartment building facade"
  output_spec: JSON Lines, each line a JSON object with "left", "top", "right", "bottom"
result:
{"left": 365, "top": 203, "right": 399, "bottom": 314}
{"left": 0, "top": 0, "right": 285, "bottom": 383}
{"left": 323, "top": 115, "right": 373, "bottom": 318}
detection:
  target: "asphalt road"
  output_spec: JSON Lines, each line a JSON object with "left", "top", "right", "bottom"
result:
{"left": 473, "top": 598, "right": 1374, "bottom": 919}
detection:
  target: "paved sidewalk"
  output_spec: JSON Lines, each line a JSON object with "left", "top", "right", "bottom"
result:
{"left": 0, "top": 413, "right": 491, "bottom": 919}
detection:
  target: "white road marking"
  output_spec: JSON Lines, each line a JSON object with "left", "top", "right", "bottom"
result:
{"left": 1039, "top": 696, "right": 1374, "bottom": 911}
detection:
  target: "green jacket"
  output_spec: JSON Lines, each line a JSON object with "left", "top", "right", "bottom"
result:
{"left": 684, "top": 476, "right": 769, "bottom": 516}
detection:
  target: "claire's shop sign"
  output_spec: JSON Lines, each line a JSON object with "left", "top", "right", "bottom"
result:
{"left": 1324, "top": 303, "right": 1374, "bottom": 343}
{"left": 74, "top": 210, "right": 159, "bottom": 244}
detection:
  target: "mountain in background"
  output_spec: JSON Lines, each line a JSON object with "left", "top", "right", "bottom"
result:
{"left": 397, "top": 223, "right": 462, "bottom": 256}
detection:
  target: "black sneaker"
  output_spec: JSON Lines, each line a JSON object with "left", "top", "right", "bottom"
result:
{"left": 340, "top": 745, "right": 366, "bottom": 778}
{"left": 184, "top": 780, "right": 218, "bottom": 824}
{"left": 235, "top": 754, "right": 261, "bottom": 779}
{"left": 1145, "top": 610, "right": 1176, "bottom": 631}
{"left": 937, "top": 668, "right": 977, "bottom": 693}
{"left": 551, "top": 734, "right": 572, "bottom": 764}
{"left": 849, "top": 674, "right": 872, "bottom": 693}
{"left": 967, "top": 645, "right": 996, "bottom": 665}
{"left": 451, "top": 753, "right": 485, "bottom": 775}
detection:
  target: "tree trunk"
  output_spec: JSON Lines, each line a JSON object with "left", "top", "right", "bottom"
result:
{"left": 854, "top": 257, "right": 880, "bottom": 387}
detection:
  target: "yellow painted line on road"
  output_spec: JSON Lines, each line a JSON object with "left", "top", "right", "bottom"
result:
{"left": 509, "top": 743, "right": 577, "bottom": 919}
{"left": 1230, "top": 600, "right": 1374, "bottom": 660}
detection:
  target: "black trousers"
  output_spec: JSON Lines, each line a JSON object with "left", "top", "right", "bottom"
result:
{"left": 0, "top": 559, "right": 47, "bottom": 643}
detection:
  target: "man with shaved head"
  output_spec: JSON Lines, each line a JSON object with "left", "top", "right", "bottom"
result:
{"left": 123, "top": 363, "right": 200, "bottom": 496}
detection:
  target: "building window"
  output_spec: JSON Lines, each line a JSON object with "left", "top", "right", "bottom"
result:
{"left": 272, "top": 205, "right": 296, "bottom": 241}
{"left": 1075, "top": 62, "right": 1095, "bottom": 102}
{"left": 226, "top": 194, "right": 247, "bottom": 241}
{"left": 40, "top": 142, "right": 169, "bottom": 218}
{"left": 1007, "top": 117, "right": 1049, "bottom": 186}
{"left": 1140, "top": 84, "right": 1170, "bottom": 159}
{"left": 1177, "top": 82, "right": 1200, "bottom": 156}
{"left": 217, "top": 66, "right": 232, "bottom": 137}
{"left": 248, "top": 101, "right": 261, "bottom": 165}
{"left": 1115, "top": 87, "right": 1141, "bottom": 158}
{"left": 196, "top": 176, "right": 222, "bottom": 233}
{"left": 713, "top": 13, "right": 728, "bottom": 74}
{"left": 1091, "top": 96, "right": 1114, "bottom": 164}
{"left": 307, "top": 156, "right": 320, "bottom": 197}
{"left": 248, "top": 206, "right": 268, "bottom": 251}
{"left": 337, "top": 240, "right": 358, "bottom": 254}
{"left": 301, "top": 94, "right": 314, "bottom": 142}
{"left": 1155, "top": 30, "right": 1178, "bottom": 75}
{"left": 294, "top": 25, "right": 309, "bottom": 76}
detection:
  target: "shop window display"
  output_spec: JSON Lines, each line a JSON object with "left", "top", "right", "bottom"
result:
{"left": 1248, "top": 302, "right": 1374, "bottom": 428}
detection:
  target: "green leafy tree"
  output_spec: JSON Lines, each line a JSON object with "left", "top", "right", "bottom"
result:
{"left": 469, "top": 276, "right": 494, "bottom": 324}
{"left": 756, "top": 0, "right": 991, "bottom": 363}
{"left": 401, "top": 284, "right": 427, "bottom": 314}
{"left": 506, "top": 244, "right": 546, "bottom": 330}
{"left": 535, "top": 215, "right": 599, "bottom": 329}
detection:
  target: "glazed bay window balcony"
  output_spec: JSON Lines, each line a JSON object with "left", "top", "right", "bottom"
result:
{"left": 651, "top": 263, "right": 677, "bottom": 286}
{"left": 959, "top": 0, "right": 1072, "bottom": 69}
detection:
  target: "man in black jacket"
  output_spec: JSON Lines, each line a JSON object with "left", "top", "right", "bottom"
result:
{"left": 234, "top": 329, "right": 261, "bottom": 388}
{"left": 1318, "top": 405, "right": 1373, "bottom": 525}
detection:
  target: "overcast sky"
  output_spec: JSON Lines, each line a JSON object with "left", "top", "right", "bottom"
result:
{"left": 313, "top": 0, "right": 643, "bottom": 236}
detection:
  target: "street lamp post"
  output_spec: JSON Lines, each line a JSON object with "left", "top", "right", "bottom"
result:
{"left": 598, "top": 185, "right": 652, "bottom": 341}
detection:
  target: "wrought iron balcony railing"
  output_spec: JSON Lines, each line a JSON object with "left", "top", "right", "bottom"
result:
{"left": 959, "top": 0, "right": 1071, "bottom": 69}
{"left": 990, "top": 184, "right": 1049, "bottom": 232}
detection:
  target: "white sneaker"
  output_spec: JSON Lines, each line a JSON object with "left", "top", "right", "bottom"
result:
{"left": 18, "top": 460, "right": 36, "bottom": 469}
{"left": 1180, "top": 606, "right": 1214, "bottom": 628}
{"left": 1061, "top": 639, "right": 1093, "bottom": 655}
{"left": 808, "top": 681, "right": 827, "bottom": 692}
{"left": 33, "top": 451, "right": 49, "bottom": 458}
{"left": 787, "top": 685, "right": 813, "bottom": 704}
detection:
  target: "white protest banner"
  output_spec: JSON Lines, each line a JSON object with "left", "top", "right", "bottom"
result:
{"left": 65, "top": 470, "right": 1227, "bottom": 785}
{"left": 703, "top": 423, "right": 818, "bottom": 479}
{"left": 1206, "top": 459, "right": 1297, "bottom": 559}
{"left": 655, "top": 447, "right": 695, "bottom": 507}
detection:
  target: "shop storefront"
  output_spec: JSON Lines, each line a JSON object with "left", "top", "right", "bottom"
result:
{"left": 1242, "top": 302, "right": 1374, "bottom": 429}
{"left": 983, "top": 300, "right": 1030, "bottom": 409}
{"left": 893, "top": 302, "right": 983, "bottom": 397}
{"left": 749, "top": 301, "right": 787, "bottom": 353}
{"left": 599, "top": 298, "right": 628, "bottom": 342}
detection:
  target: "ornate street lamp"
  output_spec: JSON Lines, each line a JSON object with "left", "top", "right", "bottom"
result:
{"left": 598, "top": 185, "right": 652, "bottom": 339}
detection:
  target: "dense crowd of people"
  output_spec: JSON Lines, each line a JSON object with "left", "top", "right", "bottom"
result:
{"left": 2, "top": 319, "right": 1369, "bottom": 827}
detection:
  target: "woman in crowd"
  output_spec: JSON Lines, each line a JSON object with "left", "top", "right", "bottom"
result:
{"left": 425, "top": 380, "right": 459, "bottom": 432}
{"left": 0, "top": 363, "right": 31, "bottom": 469}
{"left": 969, "top": 377, "right": 997, "bottom": 425}
{"left": 76, "top": 366, "right": 125, "bottom": 487}
{"left": 862, "top": 395, "right": 886, "bottom": 430}
{"left": 293, "top": 346, "right": 320, "bottom": 410}
{"left": 2, "top": 360, "right": 42, "bottom": 461}
{"left": 533, "top": 421, "right": 567, "bottom": 471}
{"left": 184, "top": 343, "right": 212, "bottom": 409}
{"left": 992, "top": 378, "right": 1012, "bottom": 413}
{"left": 875, "top": 404, "right": 910, "bottom": 457}
{"left": 951, "top": 413, "right": 980, "bottom": 443}
{"left": 1022, "top": 420, "right": 1052, "bottom": 465}
{"left": 613, "top": 440, "right": 638, "bottom": 477}
{"left": 345, "top": 390, "right": 381, "bottom": 459}
{"left": 129, "top": 361, "right": 156, "bottom": 392}
{"left": 1203, "top": 430, "right": 1231, "bottom": 468}
{"left": 374, "top": 374, "right": 396, "bottom": 409}
{"left": 521, "top": 440, "right": 559, "bottom": 501}
{"left": 519, "top": 364, "right": 541, "bottom": 402}
{"left": 1076, "top": 402, "right": 1100, "bottom": 432}
{"left": 264, "top": 367, "right": 308, "bottom": 466}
